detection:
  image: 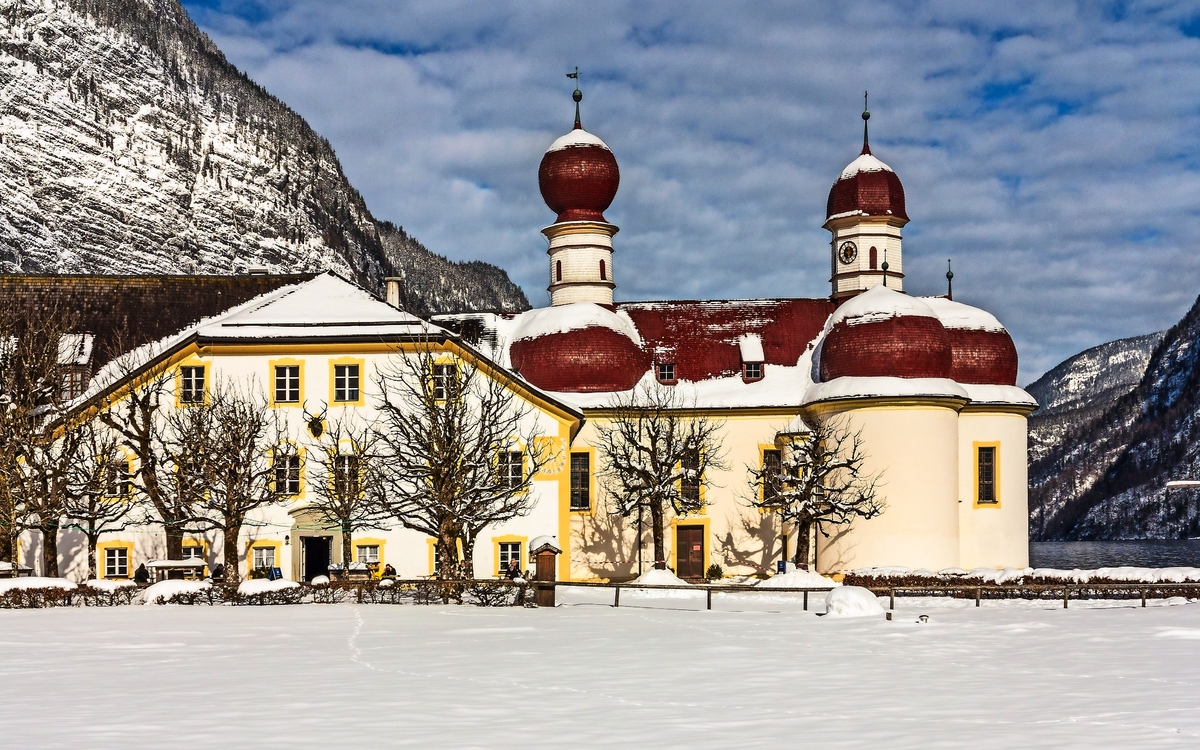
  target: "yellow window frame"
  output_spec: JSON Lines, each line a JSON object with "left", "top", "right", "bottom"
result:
{"left": 247, "top": 540, "right": 283, "bottom": 576}
{"left": 329, "top": 357, "right": 366, "bottom": 406}
{"left": 97, "top": 540, "right": 136, "bottom": 580}
{"left": 567, "top": 446, "right": 597, "bottom": 515}
{"left": 426, "top": 537, "right": 464, "bottom": 575}
{"left": 268, "top": 358, "right": 305, "bottom": 408}
{"left": 973, "top": 441, "right": 1002, "bottom": 509}
{"left": 492, "top": 534, "right": 528, "bottom": 575}
{"left": 174, "top": 358, "right": 209, "bottom": 407}
{"left": 271, "top": 442, "right": 306, "bottom": 499}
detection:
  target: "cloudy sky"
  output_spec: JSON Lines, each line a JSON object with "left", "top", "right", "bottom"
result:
{"left": 183, "top": 0, "right": 1200, "bottom": 384}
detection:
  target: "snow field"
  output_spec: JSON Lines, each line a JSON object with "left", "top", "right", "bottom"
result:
{"left": 2, "top": 597, "right": 1200, "bottom": 748}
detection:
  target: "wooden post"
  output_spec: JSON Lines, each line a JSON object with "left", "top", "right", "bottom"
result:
{"left": 803, "top": 590, "right": 808, "bottom": 611}
{"left": 1063, "top": 585, "right": 1069, "bottom": 609}
{"left": 614, "top": 586, "right": 620, "bottom": 608}
{"left": 976, "top": 587, "right": 981, "bottom": 607}
{"left": 706, "top": 587, "right": 712, "bottom": 611}
{"left": 1141, "top": 588, "right": 1147, "bottom": 608}
{"left": 535, "top": 548, "right": 558, "bottom": 607}
{"left": 889, "top": 588, "right": 895, "bottom": 610}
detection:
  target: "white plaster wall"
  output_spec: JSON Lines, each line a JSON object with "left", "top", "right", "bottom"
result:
{"left": 957, "top": 411, "right": 1030, "bottom": 569}
{"left": 814, "top": 404, "right": 961, "bottom": 572}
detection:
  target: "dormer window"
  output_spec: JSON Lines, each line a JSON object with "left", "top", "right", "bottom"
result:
{"left": 656, "top": 363, "right": 676, "bottom": 384}
{"left": 743, "top": 362, "right": 763, "bottom": 380}
{"left": 738, "top": 334, "right": 765, "bottom": 382}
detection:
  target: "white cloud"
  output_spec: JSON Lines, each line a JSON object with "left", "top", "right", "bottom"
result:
{"left": 185, "top": 0, "right": 1200, "bottom": 383}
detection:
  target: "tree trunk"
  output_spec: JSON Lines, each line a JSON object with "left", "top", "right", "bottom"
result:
{"left": 436, "top": 534, "right": 457, "bottom": 580}
{"left": 340, "top": 522, "right": 353, "bottom": 569}
{"left": 223, "top": 523, "right": 242, "bottom": 584}
{"left": 650, "top": 499, "right": 666, "bottom": 570}
{"left": 164, "top": 523, "right": 184, "bottom": 561}
{"left": 87, "top": 533, "right": 100, "bottom": 580}
{"left": 0, "top": 523, "right": 13, "bottom": 564}
{"left": 40, "top": 521, "right": 60, "bottom": 578}
{"left": 793, "top": 518, "right": 812, "bottom": 569}
{"left": 460, "top": 534, "right": 476, "bottom": 580}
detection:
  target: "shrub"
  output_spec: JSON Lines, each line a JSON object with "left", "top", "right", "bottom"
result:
{"left": 705, "top": 563, "right": 724, "bottom": 581}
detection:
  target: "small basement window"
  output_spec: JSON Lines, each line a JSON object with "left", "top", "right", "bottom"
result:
{"left": 656, "top": 363, "right": 676, "bottom": 383}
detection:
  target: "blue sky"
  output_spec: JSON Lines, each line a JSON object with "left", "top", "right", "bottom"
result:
{"left": 183, "top": 0, "right": 1200, "bottom": 383}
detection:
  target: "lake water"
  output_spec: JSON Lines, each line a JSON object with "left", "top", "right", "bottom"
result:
{"left": 1030, "top": 540, "right": 1200, "bottom": 569}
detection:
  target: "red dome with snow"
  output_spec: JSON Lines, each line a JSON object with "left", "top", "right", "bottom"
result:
{"left": 819, "top": 286, "right": 952, "bottom": 381}
{"left": 920, "top": 297, "right": 1018, "bottom": 385}
{"left": 508, "top": 304, "right": 649, "bottom": 392}
{"left": 538, "top": 127, "right": 620, "bottom": 223}
{"left": 825, "top": 150, "right": 908, "bottom": 224}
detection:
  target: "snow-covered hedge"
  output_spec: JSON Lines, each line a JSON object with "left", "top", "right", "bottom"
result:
{"left": 0, "top": 578, "right": 136, "bottom": 608}
{"left": 843, "top": 566, "right": 1200, "bottom": 601}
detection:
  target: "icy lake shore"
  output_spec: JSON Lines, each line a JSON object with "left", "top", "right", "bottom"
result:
{"left": 1, "top": 592, "right": 1198, "bottom": 748}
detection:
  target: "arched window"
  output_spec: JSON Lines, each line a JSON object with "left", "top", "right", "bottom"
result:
{"left": 599, "top": 260, "right": 607, "bottom": 281}
{"left": 869, "top": 247, "right": 878, "bottom": 270}
{"left": 555, "top": 260, "right": 562, "bottom": 282}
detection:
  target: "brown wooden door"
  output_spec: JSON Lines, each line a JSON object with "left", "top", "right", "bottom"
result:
{"left": 676, "top": 525, "right": 705, "bottom": 579}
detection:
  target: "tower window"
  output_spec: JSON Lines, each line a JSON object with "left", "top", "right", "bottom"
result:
{"left": 570, "top": 452, "right": 591, "bottom": 511}
{"left": 977, "top": 446, "right": 997, "bottom": 504}
{"left": 599, "top": 260, "right": 607, "bottom": 281}
{"left": 869, "top": 246, "right": 878, "bottom": 270}
{"left": 555, "top": 260, "right": 562, "bottom": 282}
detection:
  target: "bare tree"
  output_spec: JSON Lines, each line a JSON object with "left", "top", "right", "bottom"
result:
{"left": 594, "top": 382, "right": 727, "bottom": 571}
{"left": 305, "top": 410, "right": 389, "bottom": 570}
{"left": 750, "top": 414, "right": 884, "bottom": 568}
{"left": 61, "top": 422, "right": 144, "bottom": 579}
{"left": 166, "top": 379, "right": 286, "bottom": 584}
{"left": 374, "top": 344, "right": 554, "bottom": 580}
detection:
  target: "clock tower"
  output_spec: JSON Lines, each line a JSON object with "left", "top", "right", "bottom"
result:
{"left": 825, "top": 97, "right": 909, "bottom": 302}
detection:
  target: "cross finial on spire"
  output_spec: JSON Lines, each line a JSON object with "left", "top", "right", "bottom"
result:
{"left": 861, "top": 90, "right": 871, "bottom": 155}
{"left": 946, "top": 259, "right": 954, "bottom": 300}
{"left": 567, "top": 67, "right": 582, "bottom": 129}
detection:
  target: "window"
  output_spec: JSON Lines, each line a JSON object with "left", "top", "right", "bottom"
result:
{"left": 432, "top": 364, "right": 453, "bottom": 400}
{"left": 498, "top": 542, "right": 521, "bottom": 573}
{"left": 743, "top": 362, "right": 763, "bottom": 380}
{"left": 334, "top": 455, "right": 360, "bottom": 497}
{"left": 555, "top": 260, "right": 562, "bottom": 282}
{"left": 762, "top": 449, "right": 782, "bottom": 501}
{"left": 681, "top": 449, "right": 701, "bottom": 503}
{"left": 274, "top": 453, "right": 301, "bottom": 496}
{"left": 599, "top": 259, "right": 607, "bottom": 281}
{"left": 869, "top": 246, "right": 878, "bottom": 270}
{"left": 334, "top": 364, "right": 360, "bottom": 403}
{"left": 656, "top": 363, "right": 676, "bottom": 383}
{"left": 253, "top": 546, "right": 276, "bottom": 569}
{"left": 180, "top": 366, "right": 205, "bottom": 403}
{"left": 977, "top": 447, "right": 997, "bottom": 504}
{"left": 356, "top": 545, "right": 379, "bottom": 563}
{"left": 105, "top": 457, "right": 131, "bottom": 498}
{"left": 61, "top": 367, "right": 89, "bottom": 400}
{"left": 104, "top": 547, "right": 129, "bottom": 578}
{"left": 570, "top": 452, "right": 591, "bottom": 511}
{"left": 498, "top": 451, "right": 523, "bottom": 489}
{"left": 182, "top": 545, "right": 204, "bottom": 560}
{"left": 274, "top": 365, "right": 300, "bottom": 403}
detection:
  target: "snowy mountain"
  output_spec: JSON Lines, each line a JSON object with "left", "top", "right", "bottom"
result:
{"left": 1031, "top": 295, "right": 1200, "bottom": 540}
{"left": 0, "top": 0, "right": 528, "bottom": 315}
{"left": 1027, "top": 332, "right": 1164, "bottom": 464}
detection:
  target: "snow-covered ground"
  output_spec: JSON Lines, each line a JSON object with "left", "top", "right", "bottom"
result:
{"left": 2, "top": 592, "right": 1199, "bottom": 748}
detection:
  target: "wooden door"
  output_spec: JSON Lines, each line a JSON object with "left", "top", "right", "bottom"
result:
{"left": 676, "top": 525, "right": 705, "bottom": 579}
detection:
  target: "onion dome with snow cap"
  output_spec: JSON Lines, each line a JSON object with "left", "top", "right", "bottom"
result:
{"left": 509, "top": 304, "right": 650, "bottom": 392}
{"left": 538, "top": 87, "right": 620, "bottom": 224}
{"left": 819, "top": 285, "right": 952, "bottom": 381}
{"left": 825, "top": 105, "right": 908, "bottom": 225}
{"left": 921, "top": 297, "right": 1018, "bottom": 386}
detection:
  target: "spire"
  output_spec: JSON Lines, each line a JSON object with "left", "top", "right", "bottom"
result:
{"left": 567, "top": 67, "right": 582, "bottom": 129}
{"left": 945, "top": 259, "right": 954, "bottom": 301}
{"left": 881, "top": 248, "right": 889, "bottom": 288}
{"left": 861, "top": 90, "right": 871, "bottom": 155}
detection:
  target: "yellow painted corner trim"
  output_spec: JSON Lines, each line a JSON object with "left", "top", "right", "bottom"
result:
{"left": 973, "top": 441, "right": 1002, "bottom": 509}
{"left": 328, "top": 356, "right": 367, "bottom": 406}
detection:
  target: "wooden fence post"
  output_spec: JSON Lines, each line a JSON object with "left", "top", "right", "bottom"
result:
{"left": 1063, "top": 586, "right": 1069, "bottom": 609}
{"left": 976, "top": 587, "right": 981, "bottom": 607}
{"left": 1141, "top": 588, "right": 1147, "bottom": 608}
{"left": 706, "top": 587, "right": 712, "bottom": 611}
{"left": 803, "top": 590, "right": 808, "bottom": 611}
{"left": 889, "top": 588, "right": 895, "bottom": 610}
{"left": 614, "top": 587, "right": 620, "bottom": 608}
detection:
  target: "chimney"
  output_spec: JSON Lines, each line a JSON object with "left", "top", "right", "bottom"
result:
{"left": 385, "top": 277, "right": 403, "bottom": 308}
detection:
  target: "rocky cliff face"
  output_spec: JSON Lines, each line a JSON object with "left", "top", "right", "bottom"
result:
{"left": 1031, "top": 297, "right": 1200, "bottom": 540}
{"left": 0, "top": 0, "right": 528, "bottom": 314}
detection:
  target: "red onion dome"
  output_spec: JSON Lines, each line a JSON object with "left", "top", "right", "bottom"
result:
{"left": 509, "top": 304, "right": 649, "bottom": 392}
{"left": 819, "top": 286, "right": 952, "bottom": 381}
{"left": 538, "top": 127, "right": 620, "bottom": 223}
{"left": 921, "top": 297, "right": 1018, "bottom": 385}
{"left": 825, "top": 151, "right": 908, "bottom": 224}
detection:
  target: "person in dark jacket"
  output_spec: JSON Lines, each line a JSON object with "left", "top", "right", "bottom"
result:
{"left": 210, "top": 563, "right": 226, "bottom": 582}
{"left": 504, "top": 559, "right": 522, "bottom": 580}
{"left": 382, "top": 563, "right": 397, "bottom": 579}
{"left": 133, "top": 563, "right": 150, "bottom": 584}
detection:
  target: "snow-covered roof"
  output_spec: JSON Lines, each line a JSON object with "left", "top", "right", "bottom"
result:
{"left": 960, "top": 384, "right": 1038, "bottom": 409}
{"left": 738, "top": 333, "right": 764, "bottom": 362}
{"left": 839, "top": 152, "right": 894, "bottom": 179}
{"left": 920, "top": 297, "right": 1006, "bottom": 332}
{"left": 58, "top": 333, "right": 95, "bottom": 366}
{"left": 529, "top": 535, "right": 561, "bottom": 554}
{"left": 509, "top": 303, "right": 642, "bottom": 346}
{"left": 828, "top": 285, "right": 937, "bottom": 328}
{"left": 803, "top": 376, "right": 971, "bottom": 405}
{"left": 546, "top": 128, "right": 611, "bottom": 153}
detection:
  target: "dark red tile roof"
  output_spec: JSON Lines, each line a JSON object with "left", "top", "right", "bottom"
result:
{"left": 826, "top": 169, "right": 908, "bottom": 222}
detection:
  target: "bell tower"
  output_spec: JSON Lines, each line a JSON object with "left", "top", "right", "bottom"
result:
{"left": 825, "top": 94, "right": 909, "bottom": 302}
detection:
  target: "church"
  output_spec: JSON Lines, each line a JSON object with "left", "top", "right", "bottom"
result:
{"left": 11, "top": 93, "right": 1035, "bottom": 583}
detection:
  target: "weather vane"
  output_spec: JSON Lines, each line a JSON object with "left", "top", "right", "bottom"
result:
{"left": 567, "top": 66, "right": 582, "bottom": 128}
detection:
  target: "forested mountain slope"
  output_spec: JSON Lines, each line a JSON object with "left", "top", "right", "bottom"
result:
{"left": 0, "top": 0, "right": 527, "bottom": 314}
{"left": 1031, "top": 296, "right": 1200, "bottom": 540}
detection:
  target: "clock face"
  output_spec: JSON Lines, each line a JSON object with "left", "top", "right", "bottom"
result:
{"left": 838, "top": 241, "right": 858, "bottom": 265}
